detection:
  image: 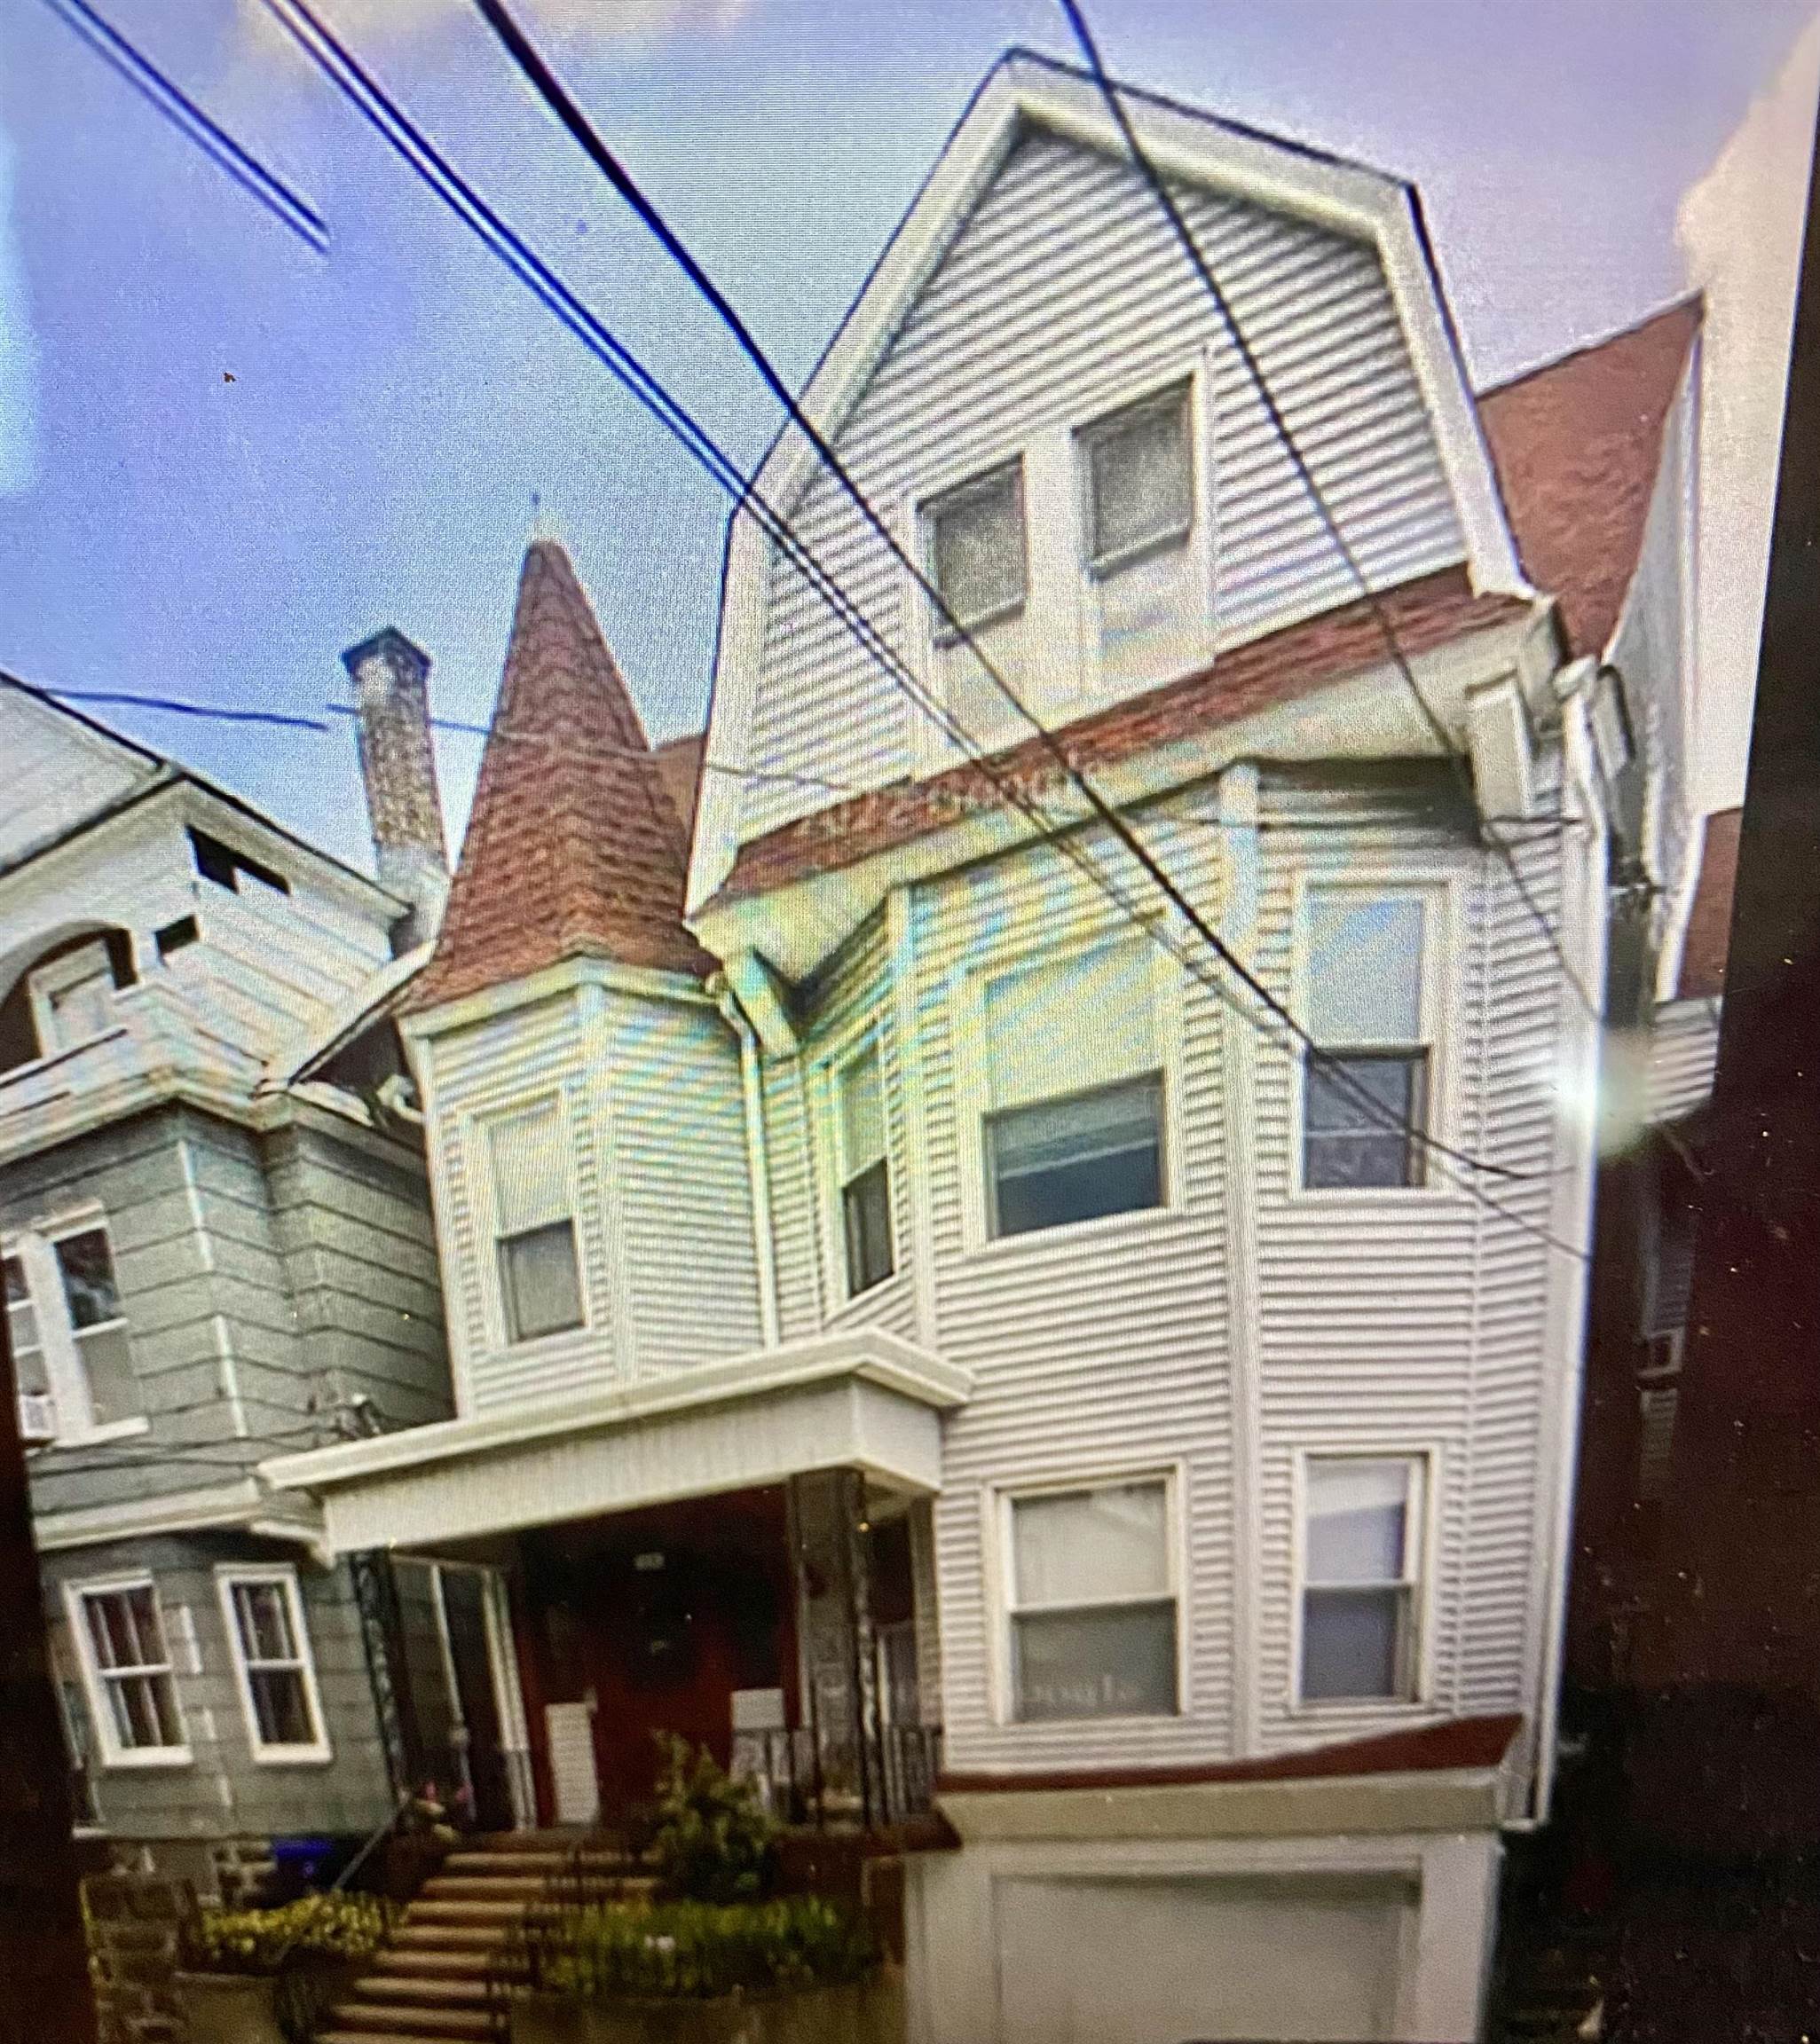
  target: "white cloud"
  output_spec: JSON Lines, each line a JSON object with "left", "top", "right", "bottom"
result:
{"left": 0, "top": 121, "right": 37, "bottom": 499}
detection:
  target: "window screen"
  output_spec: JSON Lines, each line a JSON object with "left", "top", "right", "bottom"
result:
{"left": 1086, "top": 386, "right": 1194, "bottom": 570}
{"left": 928, "top": 464, "right": 1027, "bottom": 634}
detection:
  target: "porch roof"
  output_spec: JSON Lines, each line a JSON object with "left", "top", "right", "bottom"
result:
{"left": 260, "top": 1329, "right": 970, "bottom": 1557}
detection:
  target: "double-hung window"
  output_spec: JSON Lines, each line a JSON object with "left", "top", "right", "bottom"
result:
{"left": 832, "top": 1042, "right": 894, "bottom": 1297}
{"left": 981, "top": 937, "right": 1165, "bottom": 1238}
{"left": 1083, "top": 383, "right": 1194, "bottom": 575}
{"left": 486, "top": 1098, "right": 584, "bottom": 1345}
{"left": 1005, "top": 1478, "right": 1178, "bottom": 1721}
{"left": 926, "top": 461, "right": 1027, "bottom": 639}
{"left": 4, "top": 1223, "right": 140, "bottom": 1442}
{"left": 1297, "top": 1456, "right": 1428, "bottom": 1704}
{"left": 218, "top": 1567, "right": 330, "bottom": 1762}
{"left": 67, "top": 1579, "right": 189, "bottom": 1765}
{"left": 1300, "top": 890, "right": 1433, "bottom": 1190}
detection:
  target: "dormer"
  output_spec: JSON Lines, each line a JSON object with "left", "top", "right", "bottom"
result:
{"left": 398, "top": 542, "right": 764, "bottom": 1418}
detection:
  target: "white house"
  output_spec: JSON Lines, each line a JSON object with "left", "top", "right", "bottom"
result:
{"left": 266, "top": 51, "right": 1706, "bottom": 2044}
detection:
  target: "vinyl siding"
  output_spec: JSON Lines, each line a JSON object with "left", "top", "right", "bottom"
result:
{"left": 421, "top": 976, "right": 763, "bottom": 1417}
{"left": 735, "top": 128, "right": 1465, "bottom": 845}
{"left": 43, "top": 1532, "right": 391, "bottom": 1842}
{"left": 1647, "top": 996, "right": 1720, "bottom": 1124}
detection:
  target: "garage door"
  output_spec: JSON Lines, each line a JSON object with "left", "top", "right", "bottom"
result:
{"left": 994, "top": 1873, "right": 1411, "bottom": 2044}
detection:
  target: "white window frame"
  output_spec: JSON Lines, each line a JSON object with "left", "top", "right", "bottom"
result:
{"left": 920, "top": 457, "right": 1029, "bottom": 646}
{"left": 28, "top": 939, "right": 119, "bottom": 1057}
{"left": 1288, "top": 873, "right": 1462, "bottom": 1201}
{"left": 216, "top": 1564, "right": 333, "bottom": 1765}
{"left": 1288, "top": 1448, "right": 1438, "bottom": 1715}
{"left": 3, "top": 1214, "right": 146, "bottom": 1448}
{"left": 953, "top": 926, "right": 1186, "bottom": 1256}
{"left": 469, "top": 1091, "right": 589, "bottom": 1352}
{"left": 813, "top": 1021, "right": 898, "bottom": 1309}
{"left": 1076, "top": 374, "right": 1198, "bottom": 580}
{"left": 63, "top": 1575, "right": 193, "bottom": 1770}
{"left": 987, "top": 1463, "right": 1188, "bottom": 1727}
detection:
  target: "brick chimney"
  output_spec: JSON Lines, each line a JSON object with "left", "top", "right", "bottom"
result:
{"left": 343, "top": 627, "right": 450, "bottom": 946}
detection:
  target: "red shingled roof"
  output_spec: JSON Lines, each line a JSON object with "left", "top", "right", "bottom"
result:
{"left": 1678, "top": 807, "right": 1742, "bottom": 1001}
{"left": 1479, "top": 297, "right": 1701, "bottom": 657}
{"left": 715, "top": 566, "right": 1529, "bottom": 902}
{"left": 406, "top": 541, "right": 712, "bottom": 1013}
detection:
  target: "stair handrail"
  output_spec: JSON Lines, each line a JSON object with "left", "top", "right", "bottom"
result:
{"left": 483, "top": 1824, "right": 634, "bottom": 2041}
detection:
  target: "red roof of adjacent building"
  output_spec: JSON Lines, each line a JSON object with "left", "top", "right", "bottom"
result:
{"left": 406, "top": 541, "right": 712, "bottom": 1014}
{"left": 714, "top": 566, "right": 1528, "bottom": 903}
{"left": 1478, "top": 296, "right": 1701, "bottom": 657}
{"left": 1678, "top": 807, "right": 1742, "bottom": 1002}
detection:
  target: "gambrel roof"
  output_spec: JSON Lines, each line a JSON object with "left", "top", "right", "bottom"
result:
{"left": 406, "top": 541, "right": 711, "bottom": 1014}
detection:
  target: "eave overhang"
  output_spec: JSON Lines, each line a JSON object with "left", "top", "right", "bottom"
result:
{"left": 262, "top": 1328, "right": 970, "bottom": 1556}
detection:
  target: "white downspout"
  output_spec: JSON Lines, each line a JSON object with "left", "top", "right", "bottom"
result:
{"left": 713, "top": 973, "right": 782, "bottom": 1349}
{"left": 1509, "top": 686, "right": 1610, "bottom": 1832}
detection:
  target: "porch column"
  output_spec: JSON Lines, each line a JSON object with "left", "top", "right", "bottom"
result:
{"left": 789, "top": 1468, "right": 881, "bottom": 1825}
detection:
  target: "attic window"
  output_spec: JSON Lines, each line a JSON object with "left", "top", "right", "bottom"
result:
{"left": 926, "top": 462, "right": 1027, "bottom": 640}
{"left": 154, "top": 917, "right": 199, "bottom": 960}
{"left": 187, "top": 828, "right": 290, "bottom": 897}
{"left": 1083, "top": 384, "right": 1194, "bottom": 575}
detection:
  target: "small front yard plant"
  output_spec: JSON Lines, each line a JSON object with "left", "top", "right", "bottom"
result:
{"left": 183, "top": 1889, "right": 395, "bottom": 1974}
{"left": 537, "top": 1894, "right": 878, "bottom": 2003}
{"left": 647, "top": 1733, "right": 779, "bottom": 1905}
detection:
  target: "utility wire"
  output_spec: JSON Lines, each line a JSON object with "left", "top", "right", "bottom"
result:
{"left": 1053, "top": 0, "right": 1601, "bottom": 1024}
{"left": 461, "top": 0, "right": 1574, "bottom": 1222}
{"left": 256, "top": 0, "right": 1576, "bottom": 1238}
{"left": 41, "top": 0, "right": 329, "bottom": 255}
{"left": 42, "top": 686, "right": 332, "bottom": 734}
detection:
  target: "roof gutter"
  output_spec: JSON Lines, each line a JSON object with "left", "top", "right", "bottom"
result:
{"left": 712, "top": 971, "right": 782, "bottom": 1348}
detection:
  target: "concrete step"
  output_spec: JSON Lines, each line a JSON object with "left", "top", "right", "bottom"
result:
{"left": 371, "top": 1948, "right": 495, "bottom": 1978}
{"left": 406, "top": 1898, "right": 535, "bottom": 1926}
{"left": 419, "top": 1874, "right": 549, "bottom": 1902}
{"left": 390, "top": 1924, "right": 514, "bottom": 1955}
{"left": 327, "top": 2002, "right": 492, "bottom": 2040}
{"left": 349, "top": 1975, "right": 492, "bottom": 2007}
{"left": 441, "top": 1850, "right": 567, "bottom": 1876}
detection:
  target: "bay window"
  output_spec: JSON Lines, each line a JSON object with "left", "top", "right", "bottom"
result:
{"left": 485, "top": 1097, "right": 584, "bottom": 1344}
{"left": 981, "top": 936, "right": 1165, "bottom": 1238}
{"left": 1297, "top": 1455, "right": 1428, "bottom": 1704}
{"left": 1005, "top": 1477, "right": 1178, "bottom": 1721}
{"left": 1299, "top": 889, "right": 1433, "bottom": 1190}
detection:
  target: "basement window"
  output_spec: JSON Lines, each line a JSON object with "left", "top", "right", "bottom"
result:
{"left": 187, "top": 827, "right": 290, "bottom": 896}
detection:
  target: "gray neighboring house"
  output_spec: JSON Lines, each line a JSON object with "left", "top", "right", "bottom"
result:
{"left": 1, "top": 643, "right": 457, "bottom": 1895}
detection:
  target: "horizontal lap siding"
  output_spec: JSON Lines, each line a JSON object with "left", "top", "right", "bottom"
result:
{"left": 601, "top": 988, "right": 765, "bottom": 1377}
{"left": 1648, "top": 1000, "right": 1719, "bottom": 1122}
{"left": 913, "top": 806, "right": 1237, "bottom": 1772}
{"left": 736, "top": 130, "right": 1464, "bottom": 843}
{"left": 1247, "top": 785, "right": 1562, "bottom": 1753}
{"left": 43, "top": 1534, "right": 391, "bottom": 1843}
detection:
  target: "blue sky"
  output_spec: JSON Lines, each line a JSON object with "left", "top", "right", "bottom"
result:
{"left": 0, "top": 0, "right": 1812, "bottom": 869}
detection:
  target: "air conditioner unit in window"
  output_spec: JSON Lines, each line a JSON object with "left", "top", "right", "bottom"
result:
{"left": 16, "top": 1393, "right": 58, "bottom": 1444}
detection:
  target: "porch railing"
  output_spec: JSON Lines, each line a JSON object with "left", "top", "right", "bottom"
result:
{"left": 738, "top": 1722, "right": 942, "bottom": 1831}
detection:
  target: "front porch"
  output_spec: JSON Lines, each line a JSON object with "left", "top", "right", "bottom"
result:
{"left": 264, "top": 1333, "right": 965, "bottom": 1843}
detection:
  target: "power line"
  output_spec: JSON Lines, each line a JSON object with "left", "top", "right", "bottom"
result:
{"left": 41, "top": 686, "right": 332, "bottom": 734}
{"left": 1053, "top": 0, "right": 1602, "bottom": 1025}
{"left": 264, "top": 0, "right": 1579, "bottom": 1232}
{"left": 42, "top": 0, "right": 329, "bottom": 256}
{"left": 461, "top": 0, "right": 1577, "bottom": 1224}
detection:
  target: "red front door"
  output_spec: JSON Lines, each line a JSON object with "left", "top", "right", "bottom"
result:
{"left": 522, "top": 1489, "right": 798, "bottom": 1821}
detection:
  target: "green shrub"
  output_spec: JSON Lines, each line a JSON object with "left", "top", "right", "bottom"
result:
{"left": 648, "top": 1733, "right": 779, "bottom": 1905}
{"left": 183, "top": 1890, "right": 395, "bottom": 1976}
{"left": 538, "top": 1895, "right": 878, "bottom": 2002}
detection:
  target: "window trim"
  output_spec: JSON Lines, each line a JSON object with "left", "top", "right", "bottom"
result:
{"left": 815, "top": 1023, "right": 898, "bottom": 1308}
{"left": 1076, "top": 376, "right": 1198, "bottom": 580}
{"left": 1288, "top": 1447, "right": 1438, "bottom": 1716}
{"left": 1288, "top": 873, "right": 1462, "bottom": 1202}
{"left": 216, "top": 1564, "right": 334, "bottom": 1765}
{"left": 62, "top": 1575, "right": 193, "bottom": 1770}
{"left": 954, "top": 927, "right": 1186, "bottom": 1256}
{"left": 4, "top": 1215, "right": 146, "bottom": 1448}
{"left": 982, "top": 1069, "right": 1168, "bottom": 1242}
{"left": 921, "top": 458, "right": 1029, "bottom": 645}
{"left": 470, "top": 1091, "right": 589, "bottom": 1351}
{"left": 988, "top": 1463, "right": 1187, "bottom": 1727}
